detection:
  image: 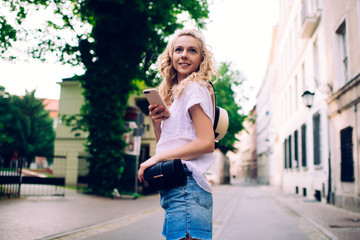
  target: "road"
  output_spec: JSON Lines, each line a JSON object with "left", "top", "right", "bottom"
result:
{"left": 49, "top": 184, "right": 329, "bottom": 240}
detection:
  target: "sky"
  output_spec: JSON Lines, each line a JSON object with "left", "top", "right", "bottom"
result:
{"left": 0, "top": 0, "right": 278, "bottom": 111}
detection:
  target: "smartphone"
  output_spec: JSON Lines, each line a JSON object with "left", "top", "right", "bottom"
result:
{"left": 143, "top": 89, "right": 170, "bottom": 116}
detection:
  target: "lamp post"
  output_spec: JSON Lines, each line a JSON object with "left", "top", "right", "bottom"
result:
{"left": 301, "top": 90, "right": 315, "bottom": 108}
{"left": 301, "top": 82, "right": 333, "bottom": 204}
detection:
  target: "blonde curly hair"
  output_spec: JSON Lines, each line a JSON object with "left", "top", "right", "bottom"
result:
{"left": 157, "top": 29, "right": 218, "bottom": 106}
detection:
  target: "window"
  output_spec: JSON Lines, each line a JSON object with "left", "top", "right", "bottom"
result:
{"left": 285, "top": 92, "right": 288, "bottom": 121}
{"left": 288, "top": 89, "right": 291, "bottom": 118}
{"left": 301, "top": 0, "right": 308, "bottom": 24}
{"left": 284, "top": 135, "right": 294, "bottom": 169}
{"left": 295, "top": 76, "right": 298, "bottom": 111}
{"left": 301, "top": 124, "right": 307, "bottom": 167}
{"left": 284, "top": 139, "right": 288, "bottom": 169}
{"left": 289, "top": 30, "right": 293, "bottom": 63}
{"left": 288, "top": 135, "right": 292, "bottom": 168}
{"left": 294, "top": 130, "right": 299, "bottom": 168}
{"left": 359, "top": 0, "right": 360, "bottom": 42}
{"left": 336, "top": 20, "right": 349, "bottom": 85}
{"left": 295, "top": 13, "right": 299, "bottom": 36}
{"left": 289, "top": 85, "right": 293, "bottom": 116}
{"left": 313, "top": 113, "right": 321, "bottom": 165}
{"left": 281, "top": 98, "right": 285, "bottom": 124}
{"left": 313, "top": 40, "right": 320, "bottom": 86}
{"left": 340, "top": 127, "right": 354, "bottom": 182}
{"left": 301, "top": 63, "right": 306, "bottom": 92}
{"left": 136, "top": 98, "right": 150, "bottom": 115}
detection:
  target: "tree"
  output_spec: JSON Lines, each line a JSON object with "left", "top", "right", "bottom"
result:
{"left": 213, "top": 62, "right": 247, "bottom": 154}
{"left": 0, "top": 87, "right": 55, "bottom": 167}
{"left": 0, "top": 86, "right": 15, "bottom": 148}
{"left": 0, "top": 0, "right": 210, "bottom": 196}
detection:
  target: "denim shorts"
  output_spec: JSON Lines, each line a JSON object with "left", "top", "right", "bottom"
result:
{"left": 159, "top": 166, "right": 213, "bottom": 240}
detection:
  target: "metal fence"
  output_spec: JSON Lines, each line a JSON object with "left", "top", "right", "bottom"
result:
{"left": 76, "top": 155, "right": 90, "bottom": 193}
{"left": 0, "top": 157, "right": 23, "bottom": 197}
{"left": 0, "top": 156, "right": 66, "bottom": 198}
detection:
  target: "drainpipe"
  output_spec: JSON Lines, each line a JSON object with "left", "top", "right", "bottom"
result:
{"left": 327, "top": 108, "right": 332, "bottom": 204}
{"left": 327, "top": 139, "right": 331, "bottom": 203}
{"left": 355, "top": 103, "right": 360, "bottom": 196}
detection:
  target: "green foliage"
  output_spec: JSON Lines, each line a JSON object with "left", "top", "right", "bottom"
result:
{"left": 0, "top": 86, "right": 55, "bottom": 166}
{"left": 0, "top": 86, "right": 14, "bottom": 145}
{"left": 213, "top": 62, "right": 247, "bottom": 154}
{"left": 77, "top": 0, "right": 210, "bottom": 196}
{"left": 0, "top": 16, "right": 17, "bottom": 55}
{"left": 0, "top": 0, "right": 210, "bottom": 196}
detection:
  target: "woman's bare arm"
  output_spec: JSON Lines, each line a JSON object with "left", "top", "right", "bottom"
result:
{"left": 138, "top": 104, "right": 214, "bottom": 182}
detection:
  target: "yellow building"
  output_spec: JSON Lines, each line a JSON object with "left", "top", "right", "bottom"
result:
{"left": 53, "top": 78, "right": 156, "bottom": 187}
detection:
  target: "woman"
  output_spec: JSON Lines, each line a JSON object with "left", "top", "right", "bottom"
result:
{"left": 138, "top": 29, "right": 218, "bottom": 240}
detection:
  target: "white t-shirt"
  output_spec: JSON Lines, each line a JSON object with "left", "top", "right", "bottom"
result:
{"left": 155, "top": 82, "right": 214, "bottom": 193}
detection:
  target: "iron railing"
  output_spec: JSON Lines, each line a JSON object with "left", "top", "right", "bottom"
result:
{"left": 0, "top": 155, "right": 66, "bottom": 198}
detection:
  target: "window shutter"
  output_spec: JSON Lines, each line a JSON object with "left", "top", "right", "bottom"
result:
{"left": 294, "top": 130, "right": 299, "bottom": 168}
{"left": 284, "top": 139, "right": 288, "bottom": 169}
{"left": 340, "top": 127, "right": 354, "bottom": 182}
{"left": 289, "top": 135, "right": 292, "bottom": 168}
{"left": 313, "top": 114, "right": 321, "bottom": 165}
{"left": 301, "top": 124, "right": 307, "bottom": 167}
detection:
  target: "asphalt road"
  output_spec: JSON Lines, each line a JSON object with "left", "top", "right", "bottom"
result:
{"left": 5, "top": 181, "right": 355, "bottom": 240}
{"left": 51, "top": 184, "right": 326, "bottom": 240}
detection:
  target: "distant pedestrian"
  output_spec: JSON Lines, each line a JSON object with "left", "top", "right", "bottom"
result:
{"left": 138, "top": 28, "right": 218, "bottom": 240}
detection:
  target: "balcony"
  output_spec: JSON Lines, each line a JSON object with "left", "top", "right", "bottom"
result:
{"left": 300, "top": 0, "right": 322, "bottom": 38}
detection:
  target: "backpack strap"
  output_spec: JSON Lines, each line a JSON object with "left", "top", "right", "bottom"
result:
{"left": 209, "top": 81, "right": 219, "bottom": 148}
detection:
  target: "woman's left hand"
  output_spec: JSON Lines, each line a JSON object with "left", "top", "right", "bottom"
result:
{"left": 137, "top": 156, "right": 159, "bottom": 183}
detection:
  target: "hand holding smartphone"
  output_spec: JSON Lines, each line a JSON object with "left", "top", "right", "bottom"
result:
{"left": 143, "top": 89, "right": 170, "bottom": 117}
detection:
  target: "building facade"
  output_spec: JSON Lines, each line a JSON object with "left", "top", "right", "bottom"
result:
{"left": 53, "top": 78, "right": 157, "bottom": 187}
{"left": 270, "top": 0, "right": 331, "bottom": 201}
{"left": 256, "top": 26, "right": 278, "bottom": 185}
{"left": 324, "top": 0, "right": 360, "bottom": 212}
{"left": 258, "top": 0, "right": 360, "bottom": 212}
{"left": 237, "top": 107, "right": 257, "bottom": 181}
{"left": 53, "top": 79, "right": 87, "bottom": 186}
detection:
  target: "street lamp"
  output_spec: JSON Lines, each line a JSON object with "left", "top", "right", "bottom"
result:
{"left": 301, "top": 76, "right": 332, "bottom": 109}
{"left": 301, "top": 90, "right": 315, "bottom": 108}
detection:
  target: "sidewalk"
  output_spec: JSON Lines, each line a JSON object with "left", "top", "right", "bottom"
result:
{"left": 0, "top": 189, "right": 161, "bottom": 240}
{"left": 264, "top": 185, "right": 360, "bottom": 240}
{"left": 1, "top": 184, "right": 360, "bottom": 240}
